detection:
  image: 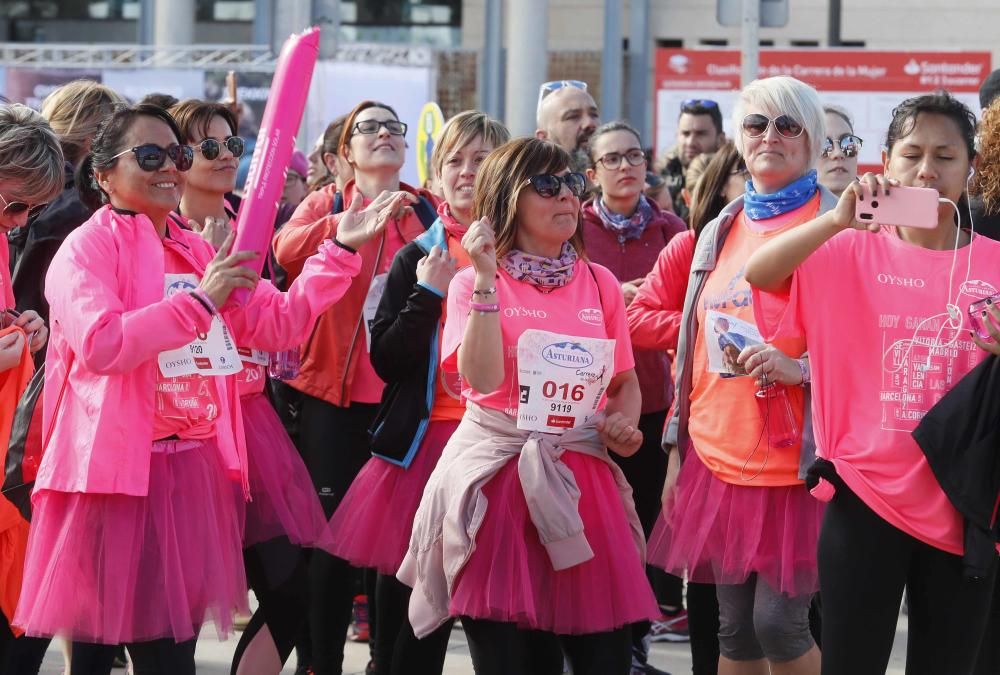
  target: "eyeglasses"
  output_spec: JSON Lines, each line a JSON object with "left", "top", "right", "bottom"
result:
{"left": 522, "top": 172, "right": 587, "bottom": 199}
{"left": 822, "top": 134, "right": 864, "bottom": 158}
{"left": 352, "top": 119, "right": 408, "bottom": 136}
{"left": 681, "top": 99, "right": 719, "bottom": 111}
{"left": 741, "top": 114, "right": 804, "bottom": 139}
{"left": 595, "top": 148, "right": 647, "bottom": 170}
{"left": 0, "top": 192, "right": 46, "bottom": 219}
{"left": 112, "top": 143, "right": 194, "bottom": 172}
{"left": 537, "top": 80, "right": 589, "bottom": 116}
{"left": 195, "top": 136, "right": 245, "bottom": 160}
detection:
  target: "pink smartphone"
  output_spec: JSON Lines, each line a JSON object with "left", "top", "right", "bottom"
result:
{"left": 855, "top": 184, "right": 940, "bottom": 229}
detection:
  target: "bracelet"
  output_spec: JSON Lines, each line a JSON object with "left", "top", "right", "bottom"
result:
{"left": 472, "top": 287, "right": 496, "bottom": 297}
{"left": 469, "top": 302, "right": 500, "bottom": 315}
{"left": 332, "top": 237, "right": 357, "bottom": 254}
{"left": 189, "top": 289, "right": 217, "bottom": 316}
{"left": 797, "top": 358, "right": 810, "bottom": 385}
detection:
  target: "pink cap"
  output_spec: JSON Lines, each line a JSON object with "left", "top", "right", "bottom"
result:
{"left": 288, "top": 150, "right": 309, "bottom": 179}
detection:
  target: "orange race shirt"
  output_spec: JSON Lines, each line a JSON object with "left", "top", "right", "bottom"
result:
{"left": 687, "top": 195, "right": 817, "bottom": 486}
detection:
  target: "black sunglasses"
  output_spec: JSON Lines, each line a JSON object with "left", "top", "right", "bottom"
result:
{"left": 196, "top": 136, "right": 245, "bottom": 160}
{"left": 112, "top": 143, "right": 194, "bottom": 172}
{"left": 353, "top": 119, "right": 408, "bottom": 136}
{"left": 822, "top": 134, "right": 863, "bottom": 158}
{"left": 0, "top": 192, "right": 46, "bottom": 219}
{"left": 741, "top": 114, "right": 804, "bottom": 139}
{"left": 522, "top": 172, "right": 587, "bottom": 199}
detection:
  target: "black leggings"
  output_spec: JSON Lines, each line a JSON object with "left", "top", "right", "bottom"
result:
{"left": 462, "top": 617, "right": 631, "bottom": 675}
{"left": 819, "top": 483, "right": 997, "bottom": 675}
{"left": 610, "top": 410, "right": 684, "bottom": 662}
{"left": 298, "top": 395, "right": 378, "bottom": 675}
{"left": 686, "top": 581, "right": 721, "bottom": 675}
{"left": 375, "top": 574, "right": 453, "bottom": 675}
{"left": 0, "top": 623, "right": 117, "bottom": 675}
{"left": 126, "top": 638, "right": 197, "bottom": 675}
{"left": 231, "top": 538, "right": 311, "bottom": 672}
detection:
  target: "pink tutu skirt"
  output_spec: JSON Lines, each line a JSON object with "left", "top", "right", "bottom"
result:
{"left": 449, "top": 452, "right": 660, "bottom": 635}
{"left": 242, "top": 393, "right": 326, "bottom": 548}
{"left": 647, "top": 449, "right": 822, "bottom": 597}
{"left": 13, "top": 438, "right": 248, "bottom": 644}
{"left": 320, "top": 420, "right": 459, "bottom": 574}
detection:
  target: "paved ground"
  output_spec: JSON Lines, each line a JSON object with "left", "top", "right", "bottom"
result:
{"left": 37, "top": 613, "right": 910, "bottom": 674}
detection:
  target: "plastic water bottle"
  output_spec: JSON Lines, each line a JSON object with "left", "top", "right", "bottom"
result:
{"left": 268, "top": 347, "right": 301, "bottom": 381}
{"left": 755, "top": 381, "right": 799, "bottom": 448}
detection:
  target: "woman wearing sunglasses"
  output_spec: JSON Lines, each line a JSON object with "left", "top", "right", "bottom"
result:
{"left": 746, "top": 91, "right": 1000, "bottom": 675}
{"left": 13, "top": 103, "right": 397, "bottom": 674}
{"left": 817, "top": 105, "right": 863, "bottom": 197}
{"left": 0, "top": 104, "right": 65, "bottom": 670}
{"left": 646, "top": 77, "right": 837, "bottom": 675}
{"left": 400, "top": 137, "right": 658, "bottom": 675}
{"left": 579, "top": 120, "right": 685, "bottom": 673}
{"left": 169, "top": 98, "right": 333, "bottom": 675}
{"left": 170, "top": 99, "right": 246, "bottom": 249}
{"left": 273, "top": 99, "right": 438, "bottom": 675}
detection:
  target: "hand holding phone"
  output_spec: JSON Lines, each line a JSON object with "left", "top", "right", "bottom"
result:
{"left": 968, "top": 294, "right": 1000, "bottom": 341}
{"left": 854, "top": 183, "right": 940, "bottom": 230}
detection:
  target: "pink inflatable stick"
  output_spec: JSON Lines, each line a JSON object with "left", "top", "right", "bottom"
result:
{"left": 230, "top": 26, "right": 320, "bottom": 306}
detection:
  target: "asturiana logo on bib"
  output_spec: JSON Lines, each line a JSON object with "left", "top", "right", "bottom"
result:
{"left": 578, "top": 308, "right": 603, "bottom": 325}
{"left": 542, "top": 342, "right": 594, "bottom": 369}
{"left": 960, "top": 280, "right": 999, "bottom": 299}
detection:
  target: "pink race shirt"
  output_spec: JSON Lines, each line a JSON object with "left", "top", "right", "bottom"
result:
{"left": 152, "top": 245, "right": 220, "bottom": 440}
{"left": 442, "top": 260, "right": 635, "bottom": 416}
{"left": 753, "top": 229, "right": 1000, "bottom": 554}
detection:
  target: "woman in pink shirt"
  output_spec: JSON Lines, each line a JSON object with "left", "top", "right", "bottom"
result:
{"left": 13, "top": 103, "right": 394, "bottom": 674}
{"left": 399, "top": 137, "right": 658, "bottom": 675}
{"left": 746, "top": 92, "right": 1000, "bottom": 675}
{"left": 169, "top": 98, "right": 374, "bottom": 675}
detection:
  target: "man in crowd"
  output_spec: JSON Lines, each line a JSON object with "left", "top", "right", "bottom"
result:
{"left": 536, "top": 79, "right": 600, "bottom": 174}
{"left": 656, "top": 99, "right": 726, "bottom": 221}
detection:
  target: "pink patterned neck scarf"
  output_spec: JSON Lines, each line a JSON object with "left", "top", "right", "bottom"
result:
{"left": 498, "top": 242, "right": 578, "bottom": 292}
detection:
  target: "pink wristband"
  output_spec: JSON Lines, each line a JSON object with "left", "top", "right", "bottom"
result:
{"left": 469, "top": 301, "right": 500, "bottom": 315}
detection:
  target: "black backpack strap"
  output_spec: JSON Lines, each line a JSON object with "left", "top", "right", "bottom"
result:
{"left": 413, "top": 196, "right": 437, "bottom": 230}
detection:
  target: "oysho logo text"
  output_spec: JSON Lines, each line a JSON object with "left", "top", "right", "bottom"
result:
{"left": 877, "top": 273, "right": 925, "bottom": 288}
{"left": 504, "top": 307, "right": 548, "bottom": 319}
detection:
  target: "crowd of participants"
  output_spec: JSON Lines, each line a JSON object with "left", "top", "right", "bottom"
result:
{"left": 0, "top": 65, "right": 998, "bottom": 675}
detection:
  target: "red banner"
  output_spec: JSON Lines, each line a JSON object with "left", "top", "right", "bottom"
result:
{"left": 656, "top": 49, "right": 992, "bottom": 93}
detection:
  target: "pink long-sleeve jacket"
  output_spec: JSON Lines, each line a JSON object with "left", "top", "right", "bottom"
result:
{"left": 36, "top": 206, "right": 361, "bottom": 498}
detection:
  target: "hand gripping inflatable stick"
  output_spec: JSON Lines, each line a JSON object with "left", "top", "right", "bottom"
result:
{"left": 229, "top": 26, "right": 320, "bottom": 307}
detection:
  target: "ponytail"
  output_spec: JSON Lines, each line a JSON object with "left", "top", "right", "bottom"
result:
{"left": 76, "top": 153, "right": 107, "bottom": 212}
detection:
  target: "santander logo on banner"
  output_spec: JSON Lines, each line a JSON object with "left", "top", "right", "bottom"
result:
{"left": 655, "top": 49, "right": 991, "bottom": 93}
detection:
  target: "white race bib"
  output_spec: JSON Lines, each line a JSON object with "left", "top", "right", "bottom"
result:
{"left": 516, "top": 329, "right": 615, "bottom": 433}
{"left": 362, "top": 273, "right": 388, "bottom": 352}
{"left": 237, "top": 346, "right": 270, "bottom": 366}
{"left": 157, "top": 274, "right": 243, "bottom": 377}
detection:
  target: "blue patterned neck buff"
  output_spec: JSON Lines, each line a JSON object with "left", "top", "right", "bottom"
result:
{"left": 743, "top": 170, "right": 818, "bottom": 221}
{"left": 595, "top": 194, "right": 654, "bottom": 242}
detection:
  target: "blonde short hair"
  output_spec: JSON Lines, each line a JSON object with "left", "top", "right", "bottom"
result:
{"left": 732, "top": 76, "right": 826, "bottom": 167}
{"left": 0, "top": 104, "right": 65, "bottom": 205}
{"left": 40, "top": 79, "right": 126, "bottom": 167}
{"left": 432, "top": 110, "right": 510, "bottom": 179}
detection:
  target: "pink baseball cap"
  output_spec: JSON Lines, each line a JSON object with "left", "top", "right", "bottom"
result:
{"left": 288, "top": 150, "right": 309, "bottom": 179}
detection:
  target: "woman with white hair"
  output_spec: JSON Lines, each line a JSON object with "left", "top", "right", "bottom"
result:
{"left": 647, "top": 76, "right": 836, "bottom": 674}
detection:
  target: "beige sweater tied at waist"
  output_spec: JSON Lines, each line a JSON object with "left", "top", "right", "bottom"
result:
{"left": 397, "top": 401, "right": 646, "bottom": 637}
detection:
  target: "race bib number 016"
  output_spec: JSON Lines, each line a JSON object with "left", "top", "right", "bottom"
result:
{"left": 516, "top": 329, "right": 615, "bottom": 434}
{"left": 157, "top": 274, "right": 243, "bottom": 377}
